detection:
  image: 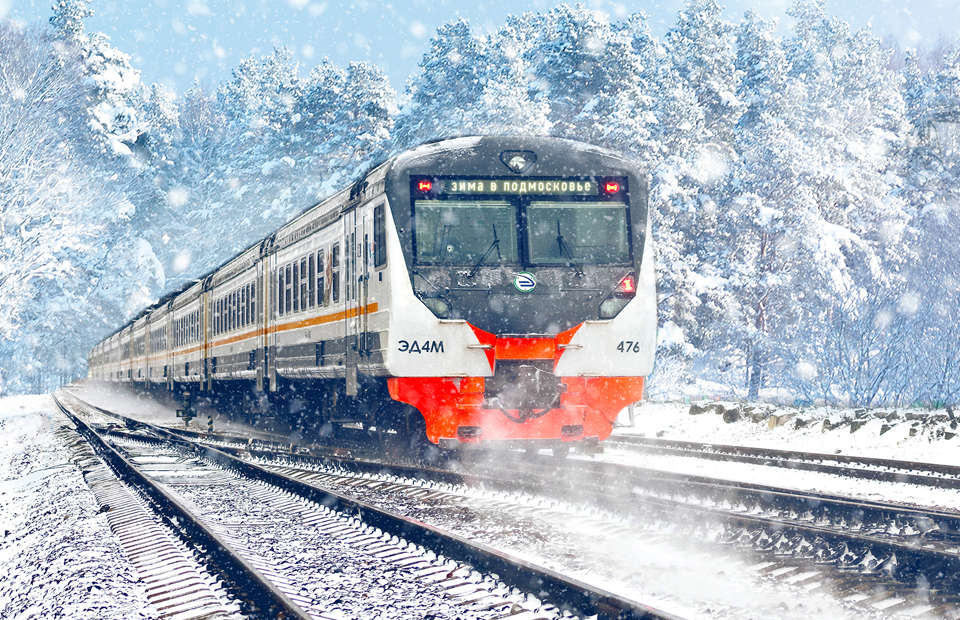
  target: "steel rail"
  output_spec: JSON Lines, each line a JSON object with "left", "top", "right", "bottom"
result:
{"left": 606, "top": 434, "right": 960, "bottom": 489}
{"left": 53, "top": 394, "right": 313, "bottom": 620}
{"left": 466, "top": 452, "right": 960, "bottom": 595}
{"left": 61, "top": 393, "right": 685, "bottom": 620}
{"left": 116, "top": 422, "right": 960, "bottom": 603}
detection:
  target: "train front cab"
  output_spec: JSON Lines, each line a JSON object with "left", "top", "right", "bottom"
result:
{"left": 379, "top": 137, "right": 656, "bottom": 451}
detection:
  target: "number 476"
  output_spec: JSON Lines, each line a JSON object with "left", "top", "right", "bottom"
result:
{"left": 617, "top": 341, "right": 641, "bottom": 353}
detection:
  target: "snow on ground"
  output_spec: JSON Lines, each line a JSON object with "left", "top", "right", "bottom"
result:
{"left": 35, "top": 383, "right": 960, "bottom": 618}
{"left": 616, "top": 400, "right": 960, "bottom": 465}
{"left": 0, "top": 394, "right": 156, "bottom": 620}
{"left": 608, "top": 400, "right": 960, "bottom": 510}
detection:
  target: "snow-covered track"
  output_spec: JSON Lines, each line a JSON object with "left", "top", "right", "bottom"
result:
{"left": 80, "top": 466, "right": 239, "bottom": 620}
{"left": 467, "top": 452, "right": 960, "bottom": 610}
{"left": 606, "top": 434, "right": 960, "bottom": 489}
{"left": 133, "top": 429, "right": 960, "bottom": 615}
{"left": 55, "top": 394, "right": 315, "bottom": 620}
{"left": 60, "top": 392, "right": 685, "bottom": 620}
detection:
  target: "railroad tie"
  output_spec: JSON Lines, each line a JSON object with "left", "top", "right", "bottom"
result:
{"left": 82, "top": 466, "right": 237, "bottom": 620}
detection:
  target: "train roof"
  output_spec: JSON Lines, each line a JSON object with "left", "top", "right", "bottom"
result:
{"left": 91, "top": 136, "right": 642, "bottom": 346}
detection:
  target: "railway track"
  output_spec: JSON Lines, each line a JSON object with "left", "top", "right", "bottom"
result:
{"left": 605, "top": 434, "right": 960, "bottom": 489}
{"left": 476, "top": 454, "right": 960, "bottom": 615}
{"left": 62, "top": 389, "right": 960, "bottom": 616}
{"left": 55, "top": 391, "right": 683, "bottom": 620}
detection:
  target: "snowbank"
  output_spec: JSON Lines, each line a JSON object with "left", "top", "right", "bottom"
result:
{"left": 0, "top": 395, "right": 156, "bottom": 619}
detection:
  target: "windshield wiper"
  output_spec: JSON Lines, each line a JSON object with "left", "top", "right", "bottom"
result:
{"left": 469, "top": 223, "right": 502, "bottom": 277}
{"left": 556, "top": 220, "right": 584, "bottom": 277}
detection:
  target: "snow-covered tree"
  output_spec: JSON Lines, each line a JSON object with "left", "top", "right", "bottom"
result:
{"left": 0, "top": 22, "right": 158, "bottom": 394}
{"left": 48, "top": 0, "right": 92, "bottom": 44}
{"left": 394, "top": 19, "right": 489, "bottom": 148}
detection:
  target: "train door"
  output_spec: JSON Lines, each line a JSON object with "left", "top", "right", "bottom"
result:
{"left": 344, "top": 208, "right": 359, "bottom": 397}
{"left": 359, "top": 210, "right": 371, "bottom": 360}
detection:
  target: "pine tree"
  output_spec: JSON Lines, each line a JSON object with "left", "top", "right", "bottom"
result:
{"left": 49, "top": 0, "right": 92, "bottom": 44}
{"left": 393, "top": 19, "right": 487, "bottom": 149}
{"left": 775, "top": 0, "right": 911, "bottom": 404}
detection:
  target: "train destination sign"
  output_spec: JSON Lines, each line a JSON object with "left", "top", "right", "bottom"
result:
{"left": 441, "top": 178, "right": 596, "bottom": 195}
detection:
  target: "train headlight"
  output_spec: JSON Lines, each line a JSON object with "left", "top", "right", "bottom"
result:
{"left": 599, "top": 272, "right": 636, "bottom": 319}
{"left": 600, "top": 297, "right": 631, "bottom": 318}
{"left": 421, "top": 296, "right": 452, "bottom": 318}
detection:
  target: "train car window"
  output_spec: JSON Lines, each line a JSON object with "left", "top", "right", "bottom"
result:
{"left": 526, "top": 201, "right": 630, "bottom": 265}
{"left": 293, "top": 261, "right": 300, "bottom": 312}
{"left": 374, "top": 204, "right": 386, "bottom": 267}
{"left": 413, "top": 200, "right": 518, "bottom": 264}
{"left": 308, "top": 255, "right": 316, "bottom": 308}
{"left": 251, "top": 283, "right": 256, "bottom": 323}
{"left": 317, "top": 250, "right": 325, "bottom": 306}
{"left": 332, "top": 244, "right": 340, "bottom": 303}
{"left": 300, "top": 258, "right": 309, "bottom": 311}
{"left": 285, "top": 264, "right": 293, "bottom": 314}
{"left": 277, "top": 269, "right": 283, "bottom": 316}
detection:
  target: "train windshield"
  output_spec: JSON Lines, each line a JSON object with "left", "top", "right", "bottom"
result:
{"left": 526, "top": 201, "right": 630, "bottom": 265}
{"left": 414, "top": 200, "right": 519, "bottom": 264}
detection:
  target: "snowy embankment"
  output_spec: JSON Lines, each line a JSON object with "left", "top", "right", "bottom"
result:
{"left": 617, "top": 400, "right": 960, "bottom": 465}
{"left": 0, "top": 395, "right": 156, "bottom": 620}
{"left": 610, "top": 400, "right": 960, "bottom": 511}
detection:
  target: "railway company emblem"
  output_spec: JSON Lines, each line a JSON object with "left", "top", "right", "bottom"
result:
{"left": 514, "top": 272, "right": 537, "bottom": 292}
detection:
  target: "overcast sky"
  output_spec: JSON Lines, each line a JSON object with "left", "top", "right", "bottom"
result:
{"left": 3, "top": 0, "right": 958, "bottom": 95}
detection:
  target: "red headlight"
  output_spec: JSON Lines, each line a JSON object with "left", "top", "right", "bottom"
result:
{"left": 604, "top": 181, "right": 620, "bottom": 194}
{"left": 418, "top": 180, "right": 432, "bottom": 192}
{"left": 617, "top": 273, "right": 636, "bottom": 295}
